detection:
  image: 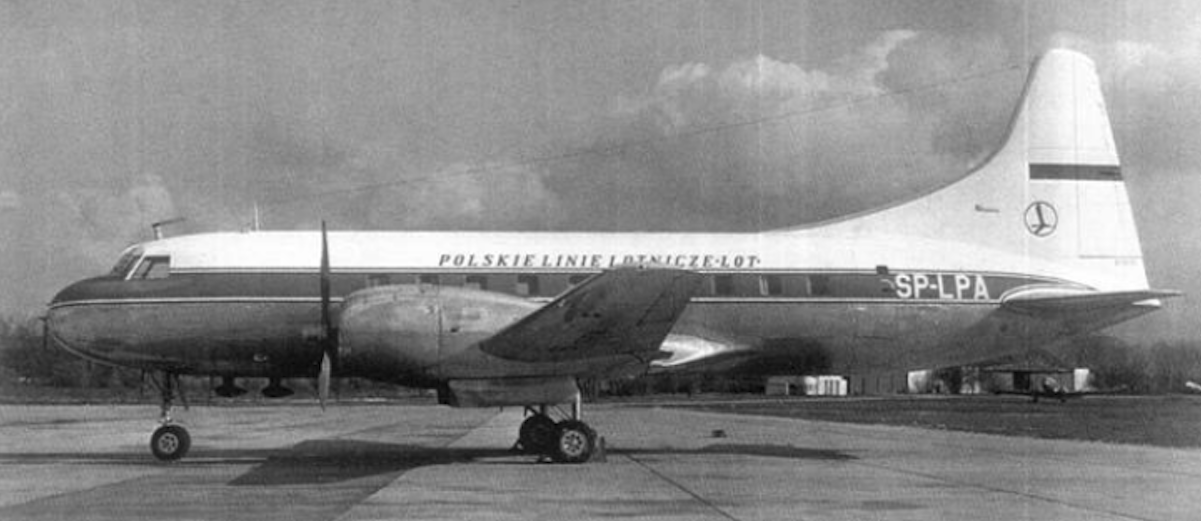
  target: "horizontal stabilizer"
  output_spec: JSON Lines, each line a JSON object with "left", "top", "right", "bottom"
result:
{"left": 480, "top": 266, "right": 703, "bottom": 363}
{"left": 1001, "top": 286, "right": 1181, "bottom": 316}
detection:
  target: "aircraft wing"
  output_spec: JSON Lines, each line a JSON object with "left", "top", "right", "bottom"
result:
{"left": 1000, "top": 286, "right": 1181, "bottom": 316}
{"left": 479, "top": 266, "right": 703, "bottom": 363}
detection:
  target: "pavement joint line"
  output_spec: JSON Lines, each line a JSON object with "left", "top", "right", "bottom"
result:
{"left": 622, "top": 452, "right": 747, "bottom": 521}
{"left": 850, "top": 459, "right": 1157, "bottom": 521}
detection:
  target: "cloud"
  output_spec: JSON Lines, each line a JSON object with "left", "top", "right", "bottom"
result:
{"left": 1110, "top": 40, "right": 1169, "bottom": 78}
{"left": 51, "top": 174, "right": 178, "bottom": 266}
{"left": 0, "top": 190, "right": 21, "bottom": 211}
{"left": 550, "top": 30, "right": 1001, "bottom": 230}
{"left": 1098, "top": 36, "right": 1201, "bottom": 173}
{"left": 235, "top": 113, "right": 564, "bottom": 232}
{"left": 364, "top": 162, "right": 563, "bottom": 231}
{"left": 834, "top": 29, "right": 920, "bottom": 95}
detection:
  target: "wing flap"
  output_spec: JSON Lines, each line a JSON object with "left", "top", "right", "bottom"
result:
{"left": 479, "top": 266, "right": 703, "bottom": 363}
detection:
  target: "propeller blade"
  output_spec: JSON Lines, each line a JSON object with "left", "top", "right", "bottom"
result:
{"left": 318, "top": 352, "right": 331, "bottom": 410}
{"left": 320, "top": 221, "right": 332, "bottom": 335}
{"left": 318, "top": 221, "right": 336, "bottom": 409}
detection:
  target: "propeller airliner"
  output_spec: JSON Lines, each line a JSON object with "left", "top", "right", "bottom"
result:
{"left": 47, "top": 49, "right": 1178, "bottom": 463}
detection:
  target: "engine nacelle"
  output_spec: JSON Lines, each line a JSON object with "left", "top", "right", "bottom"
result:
{"left": 337, "top": 284, "right": 538, "bottom": 384}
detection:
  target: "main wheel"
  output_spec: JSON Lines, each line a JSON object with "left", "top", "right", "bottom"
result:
{"left": 551, "top": 420, "right": 596, "bottom": 464}
{"left": 150, "top": 424, "right": 191, "bottom": 461}
{"left": 518, "top": 414, "right": 557, "bottom": 454}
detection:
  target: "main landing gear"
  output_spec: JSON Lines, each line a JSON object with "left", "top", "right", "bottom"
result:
{"left": 515, "top": 401, "right": 599, "bottom": 464}
{"left": 148, "top": 372, "right": 191, "bottom": 461}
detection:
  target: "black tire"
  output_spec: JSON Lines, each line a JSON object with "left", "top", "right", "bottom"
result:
{"left": 551, "top": 420, "right": 596, "bottom": 464}
{"left": 150, "top": 424, "right": 191, "bottom": 461}
{"left": 518, "top": 414, "right": 557, "bottom": 454}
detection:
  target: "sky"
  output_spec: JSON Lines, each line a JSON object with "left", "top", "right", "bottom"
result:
{"left": 1, "top": 0, "right": 1199, "bottom": 341}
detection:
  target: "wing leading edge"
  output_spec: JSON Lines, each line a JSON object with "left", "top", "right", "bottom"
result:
{"left": 479, "top": 266, "right": 704, "bottom": 363}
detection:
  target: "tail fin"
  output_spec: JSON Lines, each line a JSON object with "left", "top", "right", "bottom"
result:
{"left": 1008, "top": 49, "right": 1149, "bottom": 291}
{"left": 1018, "top": 50, "right": 1141, "bottom": 262}
{"left": 794, "top": 49, "right": 1152, "bottom": 292}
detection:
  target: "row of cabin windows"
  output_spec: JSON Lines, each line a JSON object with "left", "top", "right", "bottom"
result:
{"left": 364, "top": 272, "right": 849, "bottom": 298}
{"left": 124, "top": 258, "right": 867, "bottom": 299}
{"left": 375, "top": 273, "right": 587, "bottom": 297}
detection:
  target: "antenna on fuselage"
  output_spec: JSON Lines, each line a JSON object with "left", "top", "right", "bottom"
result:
{"left": 151, "top": 217, "right": 186, "bottom": 240}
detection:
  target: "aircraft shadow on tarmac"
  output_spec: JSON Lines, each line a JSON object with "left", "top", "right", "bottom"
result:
{"left": 226, "top": 440, "right": 857, "bottom": 486}
{"left": 227, "top": 440, "right": 514, "bottom": 486}
{"left": 0, "top": 441, "right": 856, "bottom": 487}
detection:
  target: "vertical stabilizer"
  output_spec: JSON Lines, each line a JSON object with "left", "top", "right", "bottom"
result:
{"left": 1018, "top": 50, "right": 1145, "bottom": 270}
{"left": 789, "top": 49, "right": 1151, "bottom": 292}
{"left": 1022, "top": 50, "right": 1120, "bottom": 167}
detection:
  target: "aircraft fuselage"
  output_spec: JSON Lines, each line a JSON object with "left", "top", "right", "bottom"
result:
{"left": 47, "top": 230, "right": 1115, "bottom": 388}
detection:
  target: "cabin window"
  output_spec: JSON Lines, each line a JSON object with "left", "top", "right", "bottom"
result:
{"left": 366, "top": 274, "right": 391, "bottom": 288}
{"left": 132, "top": 256, "right": 171, "bottom": 280}
{"left": 712, "top": 275, "right": 735, "bottom": 296}
{"left": 419, "top": 274, "right": 439, "bottom": 285}
{"left": 568, "top": 274, "right": 590, "bottom": 286}
{"left": 516, "top": 275, "right": 540, "bottom": 296}
{"left": 759, "top": 275, "right": 784, "bottom": 296}
{"left": 465, "top": 275, "right": 488, "bottom": 291}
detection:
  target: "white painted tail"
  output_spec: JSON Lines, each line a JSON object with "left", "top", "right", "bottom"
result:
{"left": 789, "top": 49, "right": 1150, "bottom": 292}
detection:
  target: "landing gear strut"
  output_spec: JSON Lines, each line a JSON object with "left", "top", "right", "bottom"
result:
{"left": 148, "top": 372, "right": 191, "bottom": 461}
{"left": 516, "top": 399, "right": 598, "bottom": 463}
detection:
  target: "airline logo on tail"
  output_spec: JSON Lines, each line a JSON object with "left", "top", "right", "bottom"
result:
{"left": 1024, "top": 201, "right": 1058, "bottom": 237}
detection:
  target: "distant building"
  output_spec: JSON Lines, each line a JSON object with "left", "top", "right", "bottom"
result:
{"left": 847, "top": 372, "right": 908, "bottom": 395}
{"left": 765, "top": 375, "right": 848, "bottom": 396}
{"left": 906, "top": 349, "right": 1087, "bottom": 394}
{"left": 977, "top": 350, "right": 1082, "bottom": 393}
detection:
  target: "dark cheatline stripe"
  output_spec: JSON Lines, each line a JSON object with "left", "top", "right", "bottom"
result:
{"left": 1029, "top": 163, "right": 1122, "bottom": 181}
{"left": 52, "top": 270, "right": 1065, "bottom": 305}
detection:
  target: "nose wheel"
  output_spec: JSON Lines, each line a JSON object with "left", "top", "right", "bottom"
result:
{"left": 150, "top": 424, "right": 191, "bottom": 461}
{"left": 147, "top": 371, "right": 191, "bottom": 461}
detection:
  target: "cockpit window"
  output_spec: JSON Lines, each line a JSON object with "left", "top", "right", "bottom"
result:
{"left": 110, "top": 248, "right": 143, "bottom": 278}
{"left": 131, "top": 256, "right": 171, "bottom": 280}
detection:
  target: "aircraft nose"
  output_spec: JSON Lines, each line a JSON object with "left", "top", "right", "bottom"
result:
{"left": 45, "top": 299, "right": 92, "bottom": 361}
{"left": 50, "top": 277, "right": 104, "bottom": 306}
{"left": 46, "top": 278, "right": 120, "bottom": 364}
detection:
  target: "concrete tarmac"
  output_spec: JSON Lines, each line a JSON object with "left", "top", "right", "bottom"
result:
{"left": 0, "top": 402, "right": 1198, "bottom": 520}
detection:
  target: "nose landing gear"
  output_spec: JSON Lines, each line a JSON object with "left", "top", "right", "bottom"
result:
{"left": 148, "top": 372, "right": 191, "bottom": 461}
